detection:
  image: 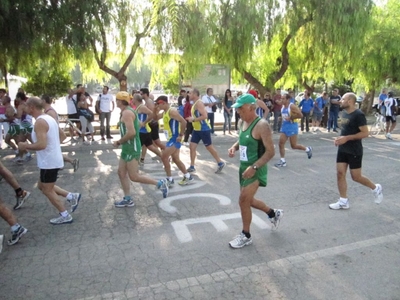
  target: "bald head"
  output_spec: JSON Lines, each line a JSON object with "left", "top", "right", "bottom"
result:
{"left": 133, "top": 93, "right": 143, "bottom": 103}
{"left": 343, "top": 92, "right": 357, "bottom": 103}
{"left": 27, "top": 96, "right": 44, "bottom": 110}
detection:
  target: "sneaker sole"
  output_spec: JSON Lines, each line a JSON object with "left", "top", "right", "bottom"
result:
{"left": 272, "top": 211, "right": 284, "bottom": 230}
{"left": 7, "top": 228, "right": 28, "bottom": 245}
{"left": 215, "top": 165, "right": 225, "bottom": 174}
{"left": 73, "top": 160, "right": 79, "bottom": 172}
{"left": 178, "top": 180, "right": 195, "bottom": 186}
{"left": 14, "top": 191, "right": 31, "bottom": 210}
{"left": 328, "top": 205, "right": 350, "bottom": 210}
{"left": 114, "top": 204, "right": 135, "bottom": 208}
{"left": 50, "top": 219, "right": 73, "bottom": 225}
{"left": 71, "top": 194, "right": 81, "bottom": 213}
{"left": 229, "top": 240, "right": 253, "bottom": 249}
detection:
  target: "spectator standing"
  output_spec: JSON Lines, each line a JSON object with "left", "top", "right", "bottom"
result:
{"left": 223, "top": 89, "right": 234, "bottom": 135}
{"left": 96, "top": 86, "right": 115, "bottom": 140}
{"left": 328, "top": 88, "right": 341, "bottom": 133}
{"left": 201, "top": 88, "right": 218, "bottom": 136}
{"left": 272, "top": 88, "right": 282, "bottom": 133}
{"left": 378, "top": 88, "right": 388, "bottom": 116}
{"left": 384, "top": 91, "right": 397, "bottom": 140}
{"left": 263, "top": 91, "right": 273, "bottom": 124}
{"left": 312, "top": 92, "right": 327, "bottom": 132}
{"left": 298, "top": 91, "right": 314, "bottom": 133}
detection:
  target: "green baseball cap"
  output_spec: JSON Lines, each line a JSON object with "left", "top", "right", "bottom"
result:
{"left": 232, "top": 94, "right": 256, "bottom": 108}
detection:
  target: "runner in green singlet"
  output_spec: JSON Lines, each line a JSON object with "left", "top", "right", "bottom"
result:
{"left": 113, "top": 92, "right": 169, "bottom": 208}
{"left": 227, "top": 93, "right": 284, "bottom": 249}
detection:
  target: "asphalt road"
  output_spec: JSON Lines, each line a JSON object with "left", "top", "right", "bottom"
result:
{"left": 0, "top": 127, "right": 399, "bottom": 300}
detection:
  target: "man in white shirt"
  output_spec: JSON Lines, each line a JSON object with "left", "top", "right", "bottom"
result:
{"left": 201, "top": 88, "right": 218, "bottom": 136}
{"left": 384, "top": 91, "right": 397, "bottom": 140}
{"left": 96, "top": 86, "right": 115, "bottom": 140}
{"left": 18, "top": 97, "right": 81, "bottom": 225}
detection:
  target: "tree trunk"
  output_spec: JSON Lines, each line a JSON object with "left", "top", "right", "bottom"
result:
{"left": 361, "top": 89, "right": 375, "bottom": 115}
{"left": 117, "top": 74, "right": 128, "bottom": 92}
{"left": 243, "top": 71, "right": 268, "bottom": 96}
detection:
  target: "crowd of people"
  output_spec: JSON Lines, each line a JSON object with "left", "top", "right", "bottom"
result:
{"left": 0, "top": 84, "right": 392, "bottom": 249}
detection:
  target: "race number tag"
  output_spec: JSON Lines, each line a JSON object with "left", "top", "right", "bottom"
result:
{"left": 164, "top": 130, "right": 169, "bottom": 140}
{"left": 239, "top": 145, "right": 248, "bottom": 161}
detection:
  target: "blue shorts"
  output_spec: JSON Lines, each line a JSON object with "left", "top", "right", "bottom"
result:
{"left": 280, "top": 122, "right": 298, "bottom": 137}
{"left": 166, "top": 136, "right": 181, "bottom": 149}
{"left": 191, "top": 130, "right": 212, "bottom": 146}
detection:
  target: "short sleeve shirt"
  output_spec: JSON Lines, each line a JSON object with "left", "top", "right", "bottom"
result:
{"left": 98, "top": 94, "right": 114, "bottom": 112}
{"left": 201, "top": 95, "right": 216, "bottom": 113}
{"left": 339, "top": 109, "right": 367, "bottom": 155}
{"left": 330, "top": 95, "right": 341, "bottom": 112}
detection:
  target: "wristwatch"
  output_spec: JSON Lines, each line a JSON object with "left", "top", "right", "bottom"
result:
{"left": 252, "top": 165, "right": 258, "bottom": 170}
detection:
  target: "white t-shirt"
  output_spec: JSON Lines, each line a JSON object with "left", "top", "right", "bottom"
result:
{"left": 97, "top": 93, "right": 114, "bottom": 112}
{"left": 201, "top": 94, "right": 217, "bottom": 113}
{"left": 384, "top": 97, "right": 395, "bottom": 116}
{"left": 32, "top": 114, "right": 63, "bottom": 169}
{"left": 66, "top": 95, "right": 77, "bottom": 114}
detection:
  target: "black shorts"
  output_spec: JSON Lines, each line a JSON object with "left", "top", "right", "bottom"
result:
{"left": 68, "top": 113, "right": 80, "bottom": 121}
{"left": 40, "top": 168, "right": 60, "bottom": 183}
{"left": 336, "top": 151, "right": 362, "bottom": 169}
{"left": 149, "top": 121, "right": 160, "bottom": 141}
{"left": 139, "top": 132, "right": 153, "bottom": 147}
{"left": 386, "top": 115, "right": 396, "bottom": 123}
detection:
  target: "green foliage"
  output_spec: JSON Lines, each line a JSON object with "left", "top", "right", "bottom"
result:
{"left": 22, "top": 70, "right": 72, "bottom": 97}
{"left": 354, "top": 0, "right": 400, "bottom": 92}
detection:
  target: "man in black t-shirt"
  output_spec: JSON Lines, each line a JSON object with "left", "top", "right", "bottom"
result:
{"left": 327, "top": 89, "right": 341, "bottom": 132}
{"left": 329, "top": 92, "right": 383, "bottom": 210}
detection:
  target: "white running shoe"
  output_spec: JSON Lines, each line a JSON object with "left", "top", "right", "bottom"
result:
{"left": 373, "top": 184, "right": 383, "bottom": 204}
{"left": 229, "top": 233, "right": 252, "bottom": 249}
{"left": 329, "top": 200, "right": 350, "bottom": 210}
{"left": 270, "top": 209, "right": 284, "bottom": 229}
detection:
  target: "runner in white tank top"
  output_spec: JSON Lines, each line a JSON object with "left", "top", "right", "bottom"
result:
{"left": 32, "top": 114, "right": 64, "bottom": 169}
{"left": 17, "top": 97, "right": 82, "bottom": 225}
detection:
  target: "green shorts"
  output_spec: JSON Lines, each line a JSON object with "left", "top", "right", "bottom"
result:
{"left": 20, "top": 122, "right": 33, "bottom": 134}
{"left": 8, "top": 125, "right": 20, "bottom": 137}
{"left": 239, "top": 164, "right": 267, "bottom": 187}
{"left": 121, "top": 145, "right": 141, "bottom": 162}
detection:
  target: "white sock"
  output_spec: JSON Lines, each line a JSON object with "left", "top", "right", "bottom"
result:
{"left": 11, "top": 224, "right": 20, "bottom": 232}
{"left": 306, "top": 147, "right": 310, "bottom": 152}
{"left": 168, "top": 177, "right": 173, "bottom": 181}
{"left": 280, "top": 158, "right": 286, "bottom": 163}
{"left": 184, "top": 173, "right": 191, "bottom": 179}
{"left": 66, "top": 193, "right": 74, "bottom": 200}
{"left": 339, "top": 197, "right": 348, "bottom": 203}
{"left": 60, "top": 211, "right": 69, "bottom": 217}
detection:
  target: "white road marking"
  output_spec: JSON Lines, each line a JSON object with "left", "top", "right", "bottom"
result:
{"left": 0, "top": 235, "right": 3, "bottom": 253}
{"left": 171, "top": 212, "right": 270, "bottom": 243}
{"left": 159, "top": 193, "right": 231, "bottom": 214}
{"left": 77, "top": 232, "right": 400, "bottom": 300}
{"left": 305, "top": 168, "right": 319, "bottom": 174}
{"left": 375, "top": 154, "right": 400, "bottom": 162}
{"left": 167, "top": 181, "right": 207, "bottom": 194}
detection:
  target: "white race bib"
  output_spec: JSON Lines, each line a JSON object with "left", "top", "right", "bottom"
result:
{"left": 239, "top": 145, "right": 248, "bottom": 161}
